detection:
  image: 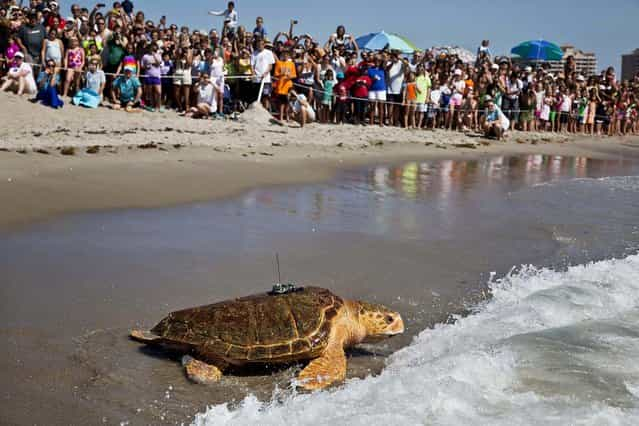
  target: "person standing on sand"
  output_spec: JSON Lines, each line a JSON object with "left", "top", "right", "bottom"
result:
{"left": 250, "top": 38, "right": 275, "bottom": 110}
{"left": 273, "top": 49, "right": 296, "bottom": 122}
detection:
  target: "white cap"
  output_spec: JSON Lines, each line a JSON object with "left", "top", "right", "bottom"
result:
{"left": 576, "top": 74, "right": 585, "bottom": 81}
{"left": 453, "top": 69, "right": 462, "bottom": 76}
{"left": 491, "top": 63, "right": 499, "bottom": 70}
{"left": 525, "top": 66, "right": 532, "bottom": 72}
{"left": 14, "top": 51, "right": 24, "bottom": 58}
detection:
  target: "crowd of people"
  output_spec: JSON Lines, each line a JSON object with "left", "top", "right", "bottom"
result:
{"left": 1, "top": 0, "right": 638, "bottom": 137}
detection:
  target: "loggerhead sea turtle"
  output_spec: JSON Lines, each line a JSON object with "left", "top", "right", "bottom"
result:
{"left": 130, "top": 286, "right": 404, "bottom": 390}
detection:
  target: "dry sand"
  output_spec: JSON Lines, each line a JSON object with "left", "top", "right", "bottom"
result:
{"left": 1, "top": 91, "right": 638, "bottom": 231}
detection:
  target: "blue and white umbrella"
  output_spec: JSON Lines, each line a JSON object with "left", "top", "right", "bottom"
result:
{"left": 355, "top": 31, "right": 421, "bottom": 54}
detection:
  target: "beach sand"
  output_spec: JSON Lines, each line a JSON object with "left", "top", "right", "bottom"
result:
{"left": 1, "top": 93, "right": 639, "bottom": 425}
{"left": 1, "top": 91, "right": 638, "bottom": 232}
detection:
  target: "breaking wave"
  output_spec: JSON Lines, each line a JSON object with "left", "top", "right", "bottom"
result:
{"left": 194, "top": 253, "right": 639, "bottom": 426}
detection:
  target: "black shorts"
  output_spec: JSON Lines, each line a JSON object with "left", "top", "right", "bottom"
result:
{"left": 559, "top": 111, "right": 570, "bottom": 124}
{"left": 388, "top": 93, "right": 402, "bottom": 104}
{"left": 276, "top": 94, "right": 288, "bottom": 105}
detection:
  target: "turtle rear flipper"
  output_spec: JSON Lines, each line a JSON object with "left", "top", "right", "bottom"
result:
{"left": 130, "top": 329, "right": 161, "bottom": 343}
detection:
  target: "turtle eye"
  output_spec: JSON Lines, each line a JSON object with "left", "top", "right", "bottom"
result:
{"left": 385, "top": 315, "right": 394, "bottom": 324}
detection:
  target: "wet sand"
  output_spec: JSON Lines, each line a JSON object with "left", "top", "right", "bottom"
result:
{"left": 1, "top": 90, "right": 638, "bottom": 232}
{"left": 2, "top": 92, "right": 639, "bottom": 425}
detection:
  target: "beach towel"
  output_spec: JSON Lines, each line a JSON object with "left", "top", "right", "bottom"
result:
{"left": 72, "top": 89, "right": 101, "bottom": 109}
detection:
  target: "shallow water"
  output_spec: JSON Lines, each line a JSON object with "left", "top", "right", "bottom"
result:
{"left": 1, "top": 154, "right": 639, "bottom": 425}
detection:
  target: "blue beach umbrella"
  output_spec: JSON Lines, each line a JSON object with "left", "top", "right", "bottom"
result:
{"left": 511, "top": 40, "right": 564, "bottom": 61}
{"left": 355, "top": 31, "right": 421, "bottom": 54}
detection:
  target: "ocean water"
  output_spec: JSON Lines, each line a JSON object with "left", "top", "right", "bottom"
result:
{"left": 195, "top": 254, "right": 639, "bottom": 426}
{"left": 195, "top": 175, "right": 639, "bottom": 426}
{"left": 2, "top": 155, "right": 639, "bottom": 425}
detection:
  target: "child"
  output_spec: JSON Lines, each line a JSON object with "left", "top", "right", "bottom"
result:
{"left": 540, "top": 89, "right": 554, "bottom": 132}
{"left": 334, "top": 84, "right": 348, "bottom": 125}
{"left": 62, "top": 37, "right": 85, "bottom": 97}
{"left": 586, "top": 89, "right": 599, "bottom": 135}
{"left": 414, "top": 65, "right": 431, "bottom": 129}
{"left": 461, "top": 89, "right": 478, "bottom": 131}
{"left": 273, "top": 49, "right": 296, "bottom": 122}
{"left": 320, "top": 69, "right": 336, "bottom": 124}
{"left": 427, "top": 85, "right": 442, "bottom": 130}
{"left": 403, "top": 72, "right": 418, "bottom": 129}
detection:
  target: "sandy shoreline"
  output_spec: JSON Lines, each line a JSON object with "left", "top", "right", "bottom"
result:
{"left": 1, "top": 91, "right": 639, "bottom": 232}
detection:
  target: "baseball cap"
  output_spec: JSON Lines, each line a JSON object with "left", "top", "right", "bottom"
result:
{"left": 524, "top": 66, "right": 532, "bottom": 72}
{"left": 14, "top": 52, "right": 24, "bottom": 58}
{"left": 453, "top": 69, "right": 462, "bottom": 76}
{"left": 491, "top": 63, "right": 499, "bottom": 70}
{"left": 576, "top": 74, "right": 585, "bottom": 82}
{"left": 124, "top": 65, "right": 135, "bottom": 73}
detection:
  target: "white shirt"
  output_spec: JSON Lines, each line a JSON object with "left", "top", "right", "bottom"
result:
{"left": 251, "top": 49, "right": 275, "bottom": 83}
{"left": 9, "top": 62, "right": 36, "bottom": 94}
{"left": 209, "top": 8, "right": 238, "bottom": 29}
{"left": 197, "top": 82, "right": 217, "bottom": 112}
{"left": 387, "top": 60, "right": 404, "bottom": 95}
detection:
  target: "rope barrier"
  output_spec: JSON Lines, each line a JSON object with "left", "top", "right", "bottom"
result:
{"left": 2, "top": 58, "right": 635, "bottom": 122}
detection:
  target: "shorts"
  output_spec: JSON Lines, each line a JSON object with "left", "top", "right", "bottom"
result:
{"left": 549, "top": 111, "right": 557, "bottom": 123}
{"left": 368, "top": 90, "right": 386, "bottom": 101}
{"left": 387, "top": 93, "right": 402, "bottom": 104}
{"left": 276, "top": 94, "right": 288, "bottom": 105}
{"left": 427, "top": 106, "right": 439, "bottom": 118}
{"left": 449, "top": 93, "right": 463, "bottom": 107}
{"left": 145, "top": 76, "right": 161, "bottom": 86}
{"left": 173, "top": 69, "right": 192, "bottom": 86}
{"left": 559, "top": 111, "right": 570, "bottom": 124}
{"left": 417, "top": 103, "right": 428, "bottom": 113}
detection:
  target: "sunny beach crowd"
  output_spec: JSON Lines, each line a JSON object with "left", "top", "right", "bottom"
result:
{"left": 1, "top": 0, "right": 638, "bottom": 138}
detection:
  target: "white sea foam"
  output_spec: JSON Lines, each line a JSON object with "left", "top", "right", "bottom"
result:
{"left": 193, "top": 253, "right": 639, "bottom": 426}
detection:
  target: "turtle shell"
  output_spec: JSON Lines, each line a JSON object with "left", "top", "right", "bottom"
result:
{"left": 150, "top": 287, "right": 344, "bottom": 363}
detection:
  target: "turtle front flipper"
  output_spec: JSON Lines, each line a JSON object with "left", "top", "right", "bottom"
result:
{"left": 182, "top": 356, "right": 225, "bottom": 385}
{"left": 130, "top": 329, "right": 161, "bottom": 343}
{"left": 297, "top": 344, "right": 347, "bottom": 391}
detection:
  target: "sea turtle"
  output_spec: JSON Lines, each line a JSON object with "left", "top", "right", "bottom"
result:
{"left": 130, "top": 286, "right": 404, "bottom": 390}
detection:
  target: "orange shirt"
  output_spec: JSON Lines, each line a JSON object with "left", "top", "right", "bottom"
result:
{"left": 406, "top": 82, "right": 417, "bottom": 101}
{"left": 274, "top": 60, "right": 297, "bottom": 96}
{"left": 465, "top": 79, "right": 474, "bottom": 95}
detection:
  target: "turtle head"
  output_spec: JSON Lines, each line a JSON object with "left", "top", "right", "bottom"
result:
{"left": 355, "top": 301, "right": 405, "bottom": 342}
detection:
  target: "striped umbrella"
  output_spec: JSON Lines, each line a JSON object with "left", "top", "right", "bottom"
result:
{"left": 355, "top": 31, "right": 421, "bottom": 54}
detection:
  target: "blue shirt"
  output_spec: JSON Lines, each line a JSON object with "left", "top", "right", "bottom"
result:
{"left": 113, "top": 76, "right": 141, "bottom": 102}
{"left": 368, "top": 67, "right": 386, "bottom": 91}
{"left": 253, "top": 26, "right": 267, "bottom": 39}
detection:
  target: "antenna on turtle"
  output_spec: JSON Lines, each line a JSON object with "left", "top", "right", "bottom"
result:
{"left": 276, "top": 253, "right": 281, "bottom": 284}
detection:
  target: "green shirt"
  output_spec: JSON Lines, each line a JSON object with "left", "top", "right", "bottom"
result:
{"left": 415, "top": 75, "right": 431, "bottom": 104}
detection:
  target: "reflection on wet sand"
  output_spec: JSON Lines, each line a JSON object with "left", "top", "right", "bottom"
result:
{"left": 240, "top": 155, "right": 634, "bottom": 242}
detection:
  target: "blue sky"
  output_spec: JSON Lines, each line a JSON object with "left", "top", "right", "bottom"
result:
{"left": 74, "top": 0, "right": 637, "bottom": 71}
